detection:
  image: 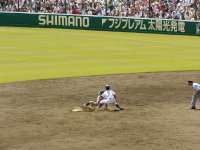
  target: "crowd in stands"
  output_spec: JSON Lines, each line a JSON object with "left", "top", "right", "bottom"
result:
{"left": 0, "top": 0, "right": 199, "bottom": 20}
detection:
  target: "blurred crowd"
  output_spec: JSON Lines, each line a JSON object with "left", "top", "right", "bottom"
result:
{"left": 0, "top": 0, "right": 199, "bottom": 20}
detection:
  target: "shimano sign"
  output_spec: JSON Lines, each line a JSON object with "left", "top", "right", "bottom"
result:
{"left": 38, "top": 15, "right": 90, "bottom": 27}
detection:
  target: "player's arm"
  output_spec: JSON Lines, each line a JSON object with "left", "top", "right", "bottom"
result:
{"left": 96, "top": 95, "right": 102, "bottom": 104}
{"left": 97, "top": 90, "right": 104, "bottom": 104}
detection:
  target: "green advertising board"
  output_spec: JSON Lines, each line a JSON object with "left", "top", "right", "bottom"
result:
{"left": 0, "top": 12, "right": 200, "bottom": 36}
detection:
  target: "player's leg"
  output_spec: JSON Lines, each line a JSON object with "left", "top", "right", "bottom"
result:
{"left": 115, "top": 102, "right": 124, "bottom": 110}
{"left": 98, "top": 100, "right": 105, "bottom": 108}
{"left": 100, "top": 99, "right": 124, "bottom": 110}
{"left": 105, "top": 104, "right": 108, "bottom": 110}
{"left": 191, "top": 95, "right": 198, "bottom": 109}
{"left": 97, "top": 102, "right": 108, "bottom": 110}
{"left": 108, "top": 99, "right": 124, "bottom": 110}
{"left": 192, "top": 93, "right": 200, "bottom": 109}
{"left": 191, "top": 92, "right": 200, "bottom": 109}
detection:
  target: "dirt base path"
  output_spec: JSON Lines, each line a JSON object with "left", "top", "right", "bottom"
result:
{"left": 0, "top": 71, "right": 200, "bottom": 150}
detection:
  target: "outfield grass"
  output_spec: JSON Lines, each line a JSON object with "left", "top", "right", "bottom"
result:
{"left": 0, "top": 27, "right": 200, "bottom": 83}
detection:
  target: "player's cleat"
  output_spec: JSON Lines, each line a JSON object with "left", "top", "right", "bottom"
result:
{"left": 191, "top": 106, "right": 196, "bottom": 109}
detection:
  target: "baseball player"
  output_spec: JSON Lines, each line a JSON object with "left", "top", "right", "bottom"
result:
{"left": 188, "top": 80, "right": 200, "bottom": 109}
{"left": 98, "top": 85, "right": 124, "bottom": 110}
{"left": 84, "top": 90, "right": 107, "bottom": 108}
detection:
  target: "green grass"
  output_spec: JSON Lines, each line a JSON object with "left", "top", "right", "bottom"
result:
{"left": 0, "top": 27, "right": 200, "bottom": 83}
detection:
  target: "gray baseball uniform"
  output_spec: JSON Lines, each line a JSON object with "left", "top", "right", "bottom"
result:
{"left": 191, "top": 83, "right": 200, "bottom": 108}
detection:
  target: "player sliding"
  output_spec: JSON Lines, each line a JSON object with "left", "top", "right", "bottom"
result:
{"left": 98, "top": 85, "right": 124, "bottom": 111}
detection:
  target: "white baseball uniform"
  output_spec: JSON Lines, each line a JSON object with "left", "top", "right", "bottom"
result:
{"left": 100, "top": 90, "right": 117, "bottom": 105}
{"left": 191, "top": 83, "right": 200, "bottom": 108}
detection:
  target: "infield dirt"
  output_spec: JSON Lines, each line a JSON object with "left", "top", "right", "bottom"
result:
{"left": 0, "top": 71, "right": 200, "bottom": 150}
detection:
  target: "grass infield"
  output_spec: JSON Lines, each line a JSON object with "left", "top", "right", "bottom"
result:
{"left": 0, "top": 27, "right": 200, "bottom": 83}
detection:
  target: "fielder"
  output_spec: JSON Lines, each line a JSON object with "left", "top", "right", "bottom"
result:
{"left": 98, "top": 85, "right": 124, "bottom": 110}
{"left": 187, "top": 80, "right": 200, "bottom": 109}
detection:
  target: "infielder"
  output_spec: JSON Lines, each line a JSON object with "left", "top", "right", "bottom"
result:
{"left": 188, "top": 80, "right": 200, "bottom": 109}
{"left": 98, "top": 85, "right": 124, "bottom": 110}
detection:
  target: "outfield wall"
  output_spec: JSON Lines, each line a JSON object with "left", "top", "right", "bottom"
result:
{"left": 0, "top": 12, "right": 200, "bottom": 36}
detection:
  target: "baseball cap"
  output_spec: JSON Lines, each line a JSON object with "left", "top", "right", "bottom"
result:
{"left": 105, "top": 84, "right": 110, "bottom": 90}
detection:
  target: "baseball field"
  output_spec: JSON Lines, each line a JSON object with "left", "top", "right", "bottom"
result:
{"left": 0, "top": 27, "right": 200, "bottom": 150}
